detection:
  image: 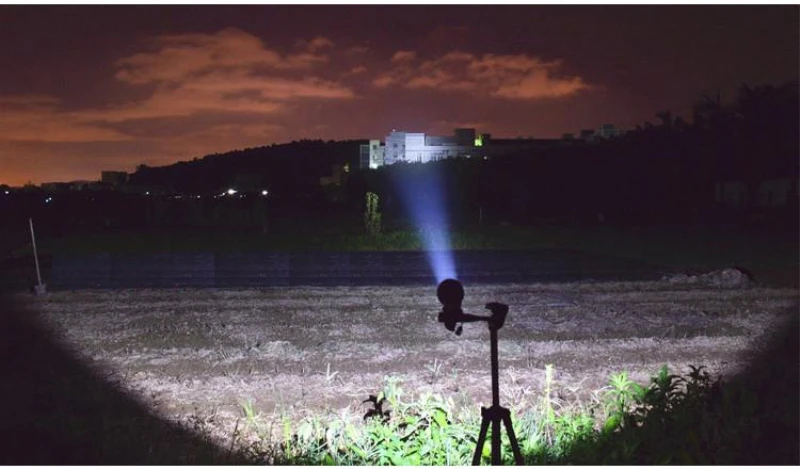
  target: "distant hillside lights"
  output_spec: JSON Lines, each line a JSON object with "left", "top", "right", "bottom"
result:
{"left": 216, "top": 187, "right": 269, "bottom": 198}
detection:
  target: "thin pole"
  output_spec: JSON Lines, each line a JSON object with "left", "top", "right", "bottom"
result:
{"left": 490, "top": 327, "right": 501, "bottom": 465}
{"left": 29, "top": 218, "right": 42, "bottom": 286}
{"left": 491, "top": 328, "right": 500, "bottom": 406}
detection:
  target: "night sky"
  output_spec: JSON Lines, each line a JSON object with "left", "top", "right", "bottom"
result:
{"left": 1, "top": 4, "right": 797, "bottom": 186}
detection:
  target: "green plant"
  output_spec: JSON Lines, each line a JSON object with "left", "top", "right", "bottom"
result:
{"left": 540, "top": 363, "right": 557, "bottom": 445}
{"left": 364, "top": 192, "right": 381, "bottom": 236}
{"left": 235, "top": 365, "right": 771, "bottom": 466}
{"left": 603, "top": 370, "right": 645, "bottom": 433}
{"left": 241, "top": 399, "right": 259, "bottom": 431}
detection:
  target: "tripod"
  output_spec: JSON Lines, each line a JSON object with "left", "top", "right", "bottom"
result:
{"left": 471, "top": 303, "right": 523, "bottom": 466}
{"left": 436, "top": 280, "right": 523, "bottom": 465}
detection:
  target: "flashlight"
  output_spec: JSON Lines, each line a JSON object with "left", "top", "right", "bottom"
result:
{"left": 437, "top": 278, "right": 465, "bottom": 334}
{"left": 437, "top": 279, "right": 510, "bottom": 336}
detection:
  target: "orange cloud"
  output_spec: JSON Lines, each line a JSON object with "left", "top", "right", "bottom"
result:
{"left": 346, "top": 45, "right": 370, "bottom": 55}
{"left": 75, "top": 87, "right": 285, "bottom": 123}
{"left": 79, "top": 29, "right": 355, "bottom": 123}
{"left": 116, "top": 28, "right": 334, "bottom": 85}
{"left": 375, "top": 50, "right": 591, "bottom": 99}
{"left": 0, "top": 29, "right": 361, "bottom": 184}
{"left": 0, "top": 95, "right": 60, "bottom": 108}
{"left": 307, "top": 36, "right": 335, "bottom": 51}
{"left": 493, "top": 74, "right": 590, "bottom": 99}
{"left": 0, "top": 95, "right": 131, "bottom": 143}
{"left": 347, "top": 65, "right": 368, "bottom": 75}
{"left": 372, "top": 75, "right": 395, "bottom": 88}
{"left": 391, "top": 50, "right": 417, "bottom": 63}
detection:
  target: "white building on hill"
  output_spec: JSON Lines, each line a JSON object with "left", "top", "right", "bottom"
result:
{"left": 363, "top": 128, "right": 482, "bottom": 168}
{"left": 359, "top": 125, "right": 622, "bottom": 169}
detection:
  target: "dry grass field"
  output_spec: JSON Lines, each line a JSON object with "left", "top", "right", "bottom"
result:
{"left": 16, "top": 278, "right": 797, "bottom": 455}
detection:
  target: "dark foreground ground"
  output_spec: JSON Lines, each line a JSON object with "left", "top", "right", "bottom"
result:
{"left": 0, "top": 225, "right": 796, "bottom": 463}
{"left": 0, "top": 280, "right": 797, "bottom": 464}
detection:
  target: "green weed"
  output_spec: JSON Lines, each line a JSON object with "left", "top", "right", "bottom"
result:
{"left": 236, "top": 364, "right": 768, "bottom": 465}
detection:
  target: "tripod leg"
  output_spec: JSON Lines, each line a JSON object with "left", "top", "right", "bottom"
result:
{"left": 492, "top": 416, "right": 502, "bottom": 466}
{"left": 501, "top": 411, "right": 524, "bottom": 465}
{"left": 472, "top": 410, "right": 491, "bottom": 466}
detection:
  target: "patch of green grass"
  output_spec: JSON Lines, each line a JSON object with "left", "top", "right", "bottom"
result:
{"left": 21, "top": 227, "right": 556, "bottom": 255}
{"left": 237, "top": 365, "right": 774, "bottom": 465}
{"left": 14, "top": 224, "right": 797, "bottom": 286}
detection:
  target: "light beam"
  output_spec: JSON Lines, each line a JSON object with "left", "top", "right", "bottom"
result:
{"left": 391, "top": 162, "right": 457, "bottom": 284}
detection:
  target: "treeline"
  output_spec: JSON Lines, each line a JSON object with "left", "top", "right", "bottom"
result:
{"left": 357, "top": 82, "right": 798, "bottom": 229}
{"left": 127, "top": 81, "right": 797, "bottom": 230}
{"left": 130, "top": 139, "right": 363, "bottom": 198}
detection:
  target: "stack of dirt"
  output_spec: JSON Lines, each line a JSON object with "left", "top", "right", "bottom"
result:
{"left": 661, "top": 267, "right": 753, "bottom": 288}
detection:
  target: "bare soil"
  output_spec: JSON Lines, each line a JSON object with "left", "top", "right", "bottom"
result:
{"left": 19, "top": 280, "right": 799, "bottom": 447}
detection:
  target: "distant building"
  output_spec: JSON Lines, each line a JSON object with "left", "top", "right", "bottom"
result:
{"left": 320, "top": 163, "right": 350, "bottom": 187}
{"left": 69, "top": 180, "right": 99, "bottom": 191}
{"left": 758, "top": 178, "right": 794, "bottom": 206}
{"left": 360, "top": 124, "right": 622, "bottom": 169}
{"left": 372, "top": 128, "right": 484, "bottom": 167}
{"left": 40, "top": 182, "right": 72, "bottom": 193}
{"left": 370, "top": 140, "right": 385, "bottom": 169}
{"left": 359, "top": 143, "right": 370, "bottom": 170}
{"left": 574, "top": 124, "right": 626, "bottom": 142}
{"left": 715, "top": 181, "right": 748, "bottom": 207}
{"left": 714, "top": 178, "right": 797, "bottom": 208}
{"left": 579, "top": 129, "right": 596, "bottom": 141}
{"left": 101, "top": 171, "right": 129, "bottom": 186}
{"left": 359, "top": 139, "right": 385, "bottom": 170}
{"left": 594, "top": 123, "right": 624, "bottom": 140}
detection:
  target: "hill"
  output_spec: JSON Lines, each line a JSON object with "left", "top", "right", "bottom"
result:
{"left": 128, "top": 139, "right": 367, "bottom": 195}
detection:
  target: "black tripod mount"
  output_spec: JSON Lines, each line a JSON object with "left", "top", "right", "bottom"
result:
{"left": 470, "top": 302, "right": 523, "bottom": 466}
{"left": 437, "top": 279, "right": 523, "bottom": 466}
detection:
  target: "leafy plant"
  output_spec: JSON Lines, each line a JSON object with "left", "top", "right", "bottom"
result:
{"left": 238, "top": 365, "right": 770, "bottom": 466}
{"left": 364, "top": 192, "right": 381, "bottom": 236}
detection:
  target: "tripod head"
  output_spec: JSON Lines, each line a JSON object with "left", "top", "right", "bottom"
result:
{"left": 437, "top": 279, "right": 509, "bottom": 335}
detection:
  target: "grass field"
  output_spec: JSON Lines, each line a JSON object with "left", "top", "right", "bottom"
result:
{"left": 7, "top": 278, "right": 797, "bottom": 464}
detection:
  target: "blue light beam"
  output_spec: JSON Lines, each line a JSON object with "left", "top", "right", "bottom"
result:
{"left": 391, "top": 163, "right": 457, "bottom": 284}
